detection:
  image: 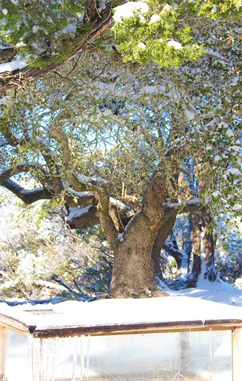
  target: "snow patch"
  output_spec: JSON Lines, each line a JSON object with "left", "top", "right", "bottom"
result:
{"left": 0, "top": 44, "right": 9, "bottom": 50}
{"left": 0, "top": 57, "right": 28, "bottom": 73}
{"left": 0, "top": 95, "right": 7, "bottom": 105}
{"left": 161, "top": 4, "right": 172, "bottom": 13}
{"left": 68, "top": 205, "right": 92, "bottom": 220}
{"left": 113, "top": 2, "right": 149, "bottom": 23}
{"left": 138, "top": 42, "right": 146, "bottom": 49}
{"left": 32, "top": 42, "right": 45, "bottom": 53}
{"left": 32, "top": 25, "right": 39, "bottom": 33}
{"left": 150, "top": 14, "right": 161, "bottom": 23}
{"left": 1, "top": 8, "right": 8, "bottom": 15}
{"left": 225, "top": 168, "right": 240, "bottom": 176}
{"left": 226, "top": 128, "right": 234, "bottom": 138}
{"left": 15, "top": 42, "right": 26, "bottom": 48}
{"left": 168, "top": 40, "right": 183, "bottom": 49}
{"left": 62, "top": 23, "right": 76, "bottom": 33}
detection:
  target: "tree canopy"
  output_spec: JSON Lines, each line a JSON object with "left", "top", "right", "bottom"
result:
{"left": 0, "top": 0, "right": 242, "bottom": 297}
{"left": 0, "top": 0, "right": 241, "bottom": 87}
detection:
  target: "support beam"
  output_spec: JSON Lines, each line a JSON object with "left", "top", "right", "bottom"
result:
{"left": 233, "top": 328, "right": 242, "bottom": 381}
{"left": 0, "top": 326, "right": 6, "bottom": 381}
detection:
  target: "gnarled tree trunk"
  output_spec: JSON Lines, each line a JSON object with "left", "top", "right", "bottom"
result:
{"left": 151, "top": 214, "right": 178, "bottom": 280}
{"left": 110, "top": 212, "right": 161, "bottom": 298}
{"left": 97, "top": 171, "right": 169, "bottom": 298}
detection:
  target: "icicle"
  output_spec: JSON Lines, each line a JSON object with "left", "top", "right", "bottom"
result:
{"left": 61, "top": 338, "right": 66, "bottom": 380}
{"left": 201, "top": 319, "right": 205, "bottom": 327}
{"left": 189, "top": 328, "right": 192, "bottom": 347}
{"left": 51, "top": 337, "right": 58, "bottom": 381}
{"left": 80, "top": 335, "right": 85, "bottom": 380}
{"left": 72, "top": 336, "right": 78, "bottom": 381}
{"left": 209, "top": 327, "right": 213, "bottom": 366}
{"left": 27, "top": 335, "right": 34, "bottom": 381}
{"left": 32, "top": 338, "right": 42, "bottom": 381}
{"left": 45, "top": 338, "right": 54, "bottom": 381}
{"left": 86, "top": 334, "right": 91, "bottom": 381}
{"left": 39, "top": 338, "right": 44, "bottom": 381}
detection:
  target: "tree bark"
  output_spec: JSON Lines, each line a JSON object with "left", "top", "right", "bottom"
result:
{"left": 202, "top": 213, "right": 217, "bottom": 282}
{"left": 151, "top": 214, "right": 177, "bottom": 279}
{"left": 109, "top": 171, "right": 168, "bottom": 298}
{"left": 187, "top": 213, "right": 202, "bottom": 287}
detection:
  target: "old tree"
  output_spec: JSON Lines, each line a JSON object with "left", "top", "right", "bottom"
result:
{"left": 0, "top": 0, "right": 242, "bottom": 298}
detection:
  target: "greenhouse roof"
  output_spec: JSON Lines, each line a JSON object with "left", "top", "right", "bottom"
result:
{"left": 0, "top": 296, "right": 241, "bottom": 337}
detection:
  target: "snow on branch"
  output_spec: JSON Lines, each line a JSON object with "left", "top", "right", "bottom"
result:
{"left": 67, "top": 205, "right": 99, "bottom": 229}
{"left": 3, "top": 179, "right": 54, "bottom": 204}
{"left": 65, "top": 188, "right": 97, "bottom": 207}
{"left": 163, "top": 198, "right": 206, "bottom": 216}
{"left": 66, "top": 197, "right": 134, "bottom": 230}
{"left": 0, "top": 57, "right": 28, "bottom": 73}
{"left": 0, "top": 162, "right": 49, "bottom": 185}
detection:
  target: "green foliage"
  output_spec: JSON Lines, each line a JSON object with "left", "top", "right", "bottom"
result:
{"left": 112, "top": 0, "right": 242, "bottom": 68}
{"left": 0, "top": 0, "right": 85, "bottom": 67}
{"left": 0, "top": 187, "right": 112, "bottom": 299}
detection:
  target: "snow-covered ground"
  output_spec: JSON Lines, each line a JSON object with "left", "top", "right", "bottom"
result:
{"left": 169, "top": 279, "right": 242, "bottom": 306}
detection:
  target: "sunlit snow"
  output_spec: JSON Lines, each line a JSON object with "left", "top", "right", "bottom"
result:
{"left": 138, "top": 42, "right": 146, "bottom": 49}
{"left": 0, "top": 58, "right": 28, "bottom": 73}
{"left": 168, "top": 40, "right": 183, "bottom": 49}
{"left": 150, "top": 14, "right": 161, "bottom": 23}
{"left": 113, "top": 1, "right": 149, "bottom": 23}
{"left": 225, "top": 168, "right": 240, "bottom": 176}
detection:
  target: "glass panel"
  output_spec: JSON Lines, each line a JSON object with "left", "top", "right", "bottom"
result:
{"left": 39, "top": 329, "right": 232, "bottom": 381}
{"left": 5, "top": 329, "right": 30, "bottom": 381}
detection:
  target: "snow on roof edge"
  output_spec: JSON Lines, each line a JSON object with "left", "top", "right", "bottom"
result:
{"left": 0, "top": 296, "right": 241, "bottom": 337}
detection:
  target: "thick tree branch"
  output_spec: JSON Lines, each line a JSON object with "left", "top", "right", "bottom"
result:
{"left": 0, "top": 163, "right": 49, "bottom": 185}
{"left": 3, "top": 179, "right": 53, "bottom": 204}
{"left": 67, "top": 205, "right": 99, "bottom": 229}
{"left": 71, "top": 172, "right": 107, "bottom": 192}
{"left": 96, "top": 187, "right": 120, "bottom": 251}
{"left": 65, "top": 188, "right": 97, "bottom": 207}
{"left": 152, "top": 214, "right": 178, "bottom": 277}
{"left": 0, "top": 47, "right": 15, "bottom": 59}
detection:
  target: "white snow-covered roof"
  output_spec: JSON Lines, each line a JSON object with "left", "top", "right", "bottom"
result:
{"left": 0, "top": 296, "right": 241, "bottom": 338}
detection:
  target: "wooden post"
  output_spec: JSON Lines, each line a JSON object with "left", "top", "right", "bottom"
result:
{"left": 233, "top": 328, "right": 242, "bottom": 381}
{"left": 0, "top": 326, "right": 6, "bottom": 381}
